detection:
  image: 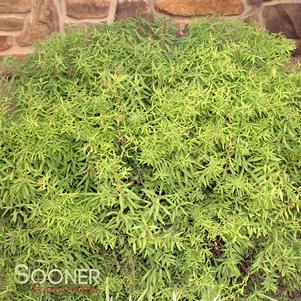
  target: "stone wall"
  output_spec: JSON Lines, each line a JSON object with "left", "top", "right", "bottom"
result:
{"left": 0, "top": 0, "right": 300, "bottom": 56}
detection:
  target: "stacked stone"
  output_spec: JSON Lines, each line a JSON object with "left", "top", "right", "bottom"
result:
{"left": 0, "top": 0, "right": 31, "bottom": 53}
{"left": 0, "top": 0, "right": 300, "bottom": 56}
{"left": 0, "top": 0, "right": 150, "bottom": 56}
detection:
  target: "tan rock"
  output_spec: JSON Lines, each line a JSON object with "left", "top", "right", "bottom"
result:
{"left": 116, "top": 0, "right": 150, "bottom": 20}
{"left": 66, "top": 0, "right": 110, "bottom": 19}
{"left": 243, "top": 7, "right": 261, "bottom": 25}
{"left": 262, "top": 3, "right": 301, "bottom": 39}
{"left": 155, "top": 0, "right": 244, "bottom": 17}
{"left": 16, "top": 0, "right": 60, "bottom": 47}
{"left": 64, "top": 22, "right": 105, "bottom": 33}
{"left": 0, "top": 18, "right": 24, "bottom": 32}
{"left": 0, "top": 0, "right": 31, "bottom": 13}
{"left": 246, "top": 0, "right": 272, "bottom": 4}
{"left": 243, "top": 12, "right": 260, "bottom": 25}
{"left": 246, "top": 0, "right": 262, "bottom": 5}
{"left": 0, "top": 36, "right": 13, "bottom": 51}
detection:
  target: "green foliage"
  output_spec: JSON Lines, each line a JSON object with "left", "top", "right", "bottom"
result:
{"left": 0, "top": 17, "right": 301, "bottom": 300}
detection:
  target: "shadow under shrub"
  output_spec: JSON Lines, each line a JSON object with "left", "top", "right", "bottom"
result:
{"left": 0, "top": 17, "right": 301, "bottom": 301}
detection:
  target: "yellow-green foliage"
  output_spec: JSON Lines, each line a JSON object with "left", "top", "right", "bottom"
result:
{"left": 0, "top": 17, "right": 301, "bottom": 300}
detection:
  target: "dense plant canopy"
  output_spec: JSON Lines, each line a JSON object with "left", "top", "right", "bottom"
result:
{"left": 0, "top": 17, "right": 301, "bottom": 300}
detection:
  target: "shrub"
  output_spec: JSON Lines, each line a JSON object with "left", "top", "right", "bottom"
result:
{"left": 0, "top": 17, "right": 301, "bottom": 301}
